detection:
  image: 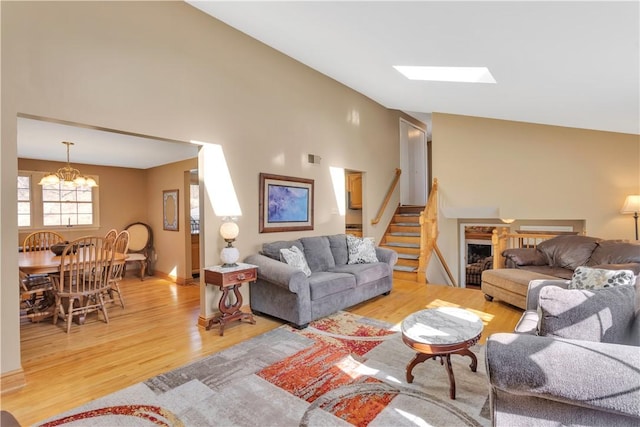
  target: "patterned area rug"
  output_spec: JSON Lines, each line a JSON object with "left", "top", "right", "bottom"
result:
{"left": 37, "top": 312, "right": 491, "bottom": 426}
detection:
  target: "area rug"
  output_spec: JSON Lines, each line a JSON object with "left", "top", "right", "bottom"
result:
{"left": 37, "top": 311, "right": 491, "bottom": 427}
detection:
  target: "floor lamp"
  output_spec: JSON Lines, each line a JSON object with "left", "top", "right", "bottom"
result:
{"left": 621, "top": 195, "right": 640, "bottom": 240}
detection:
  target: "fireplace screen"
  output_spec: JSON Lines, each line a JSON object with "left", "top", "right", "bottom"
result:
{"left": 467, "top": 242, "right": 492, "bottom": 264}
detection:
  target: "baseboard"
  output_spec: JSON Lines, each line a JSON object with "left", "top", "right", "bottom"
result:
{"left": 197, "top": 315, "right": 211, "bottom": 329}
{"left": 1, "top": 368, "right": 26, "bottom": 394}
{"left": 151, "top": 271, "right": 199, "bottom": 286}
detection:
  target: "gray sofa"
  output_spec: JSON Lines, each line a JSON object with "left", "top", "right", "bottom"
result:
{"left": 244, "top": 234, "right": 398, "bottom": 329}
{"left": 486, "top": 278, "right": 640, "bottom": 426}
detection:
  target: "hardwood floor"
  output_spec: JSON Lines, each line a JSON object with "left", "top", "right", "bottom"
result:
{"left": 2, "top": 275, "right": 522, "bottom": 425}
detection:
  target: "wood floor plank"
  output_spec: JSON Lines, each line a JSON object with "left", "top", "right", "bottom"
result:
{"left": 1, "top": 275, "right": 521, "bottom": 425}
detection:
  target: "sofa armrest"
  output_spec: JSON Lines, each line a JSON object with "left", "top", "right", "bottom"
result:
{"left": 244, "top": 254, "right": 308, "bottom": 293}
{"left": 486, "top": 333, "right": 640, "bottom": 419}
{"left": 525, "top": 279, "right": 570, "bottom": 311}
{"left": 376, "top": 246, "right": 398, "bottom": 267}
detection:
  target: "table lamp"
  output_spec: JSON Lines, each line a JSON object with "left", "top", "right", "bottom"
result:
{"left": 219, "top": 217, "right": 240, "bottom": 267}
{"left": 620, "top": 195, "right": 640, "bottom": 240}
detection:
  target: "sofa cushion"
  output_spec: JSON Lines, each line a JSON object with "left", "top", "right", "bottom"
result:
{"left": 308, "top": 272, "right": 356, "bottom": 300}
{"left": 327, "top": 234, "right": 349, "bottom": 266}
{"left": 279, "top": 246, "right": 312, "bottom": 277}
{"left": 538, "top": 285, "right": 636, "bottom": 344}
{"left": 569, "top": 266, "right": 635, "bottom": 289}
{"left": 301, "top": 236, "right": 336, "bottom": 272}
{"left": 262, "top": 239, "right": 303, "bottom": 260}
{"left": 588, "top": 240, "right": 640, "bottom": 265}
{"left": 346, "top": 234, "right": 379, "bottom": 264}
{"left": 502, "top": 248, "right": 547, "bottom": 266}
{"left": 536, "top": 235, "right": 602, "bottom": 270}
{"left": 330, "top": 262, "right": 390, "bottom": 286}
{"left": 518, "top": 265, "right": 575, "bottom": 280}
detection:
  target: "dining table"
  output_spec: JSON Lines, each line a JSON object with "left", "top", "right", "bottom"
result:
{"left": 18, "top": 249, "right": 127, "bottom": 275}
{"left": 18, "top": 249, "right": 128, "bottom": 323}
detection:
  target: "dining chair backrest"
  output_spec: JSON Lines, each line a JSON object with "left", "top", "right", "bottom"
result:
{"left": 110, "top": 230, "right": 130, "bottom": 280}
{"left": 114, "top": 230, "right": 130, "bottom": 255}
{"left": 56, "top": 236, "right": 114, "bottom": 296}
{"left": 104, "top": 228, "right": 118, "bottom": 242}
{"left": 23, "top": 231, "right": 64, "bottom": 252}
{"left": 125, "top": 222, "right": 152, "bottom": 254}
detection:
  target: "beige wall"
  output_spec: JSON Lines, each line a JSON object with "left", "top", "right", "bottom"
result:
{"left": 428, "top": 113, "right": 640, "bottom": 285}
{"left": 1, "top": 1, "right": 403, "bottom": 379}
{"left": 146, "top": 158, "right": 198, "bottom": 282}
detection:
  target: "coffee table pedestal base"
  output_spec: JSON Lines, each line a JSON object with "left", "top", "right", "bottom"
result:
{"left": 406, "top": 348, "right": 478, "bottom": 400}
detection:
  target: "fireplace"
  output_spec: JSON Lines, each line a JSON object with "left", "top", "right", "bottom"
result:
{"left": 466, "top": 239, "right": 493, "bottom": 264}
{"left": 460, "top": 224, "right": 499, "bottom": 287}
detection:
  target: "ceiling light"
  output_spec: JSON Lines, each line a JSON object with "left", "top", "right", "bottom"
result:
{"left": 38, "top": 141, "right": 98, "bottom": 188}
{"left": 394, "top": 66, "right": 496, "bottom": 84}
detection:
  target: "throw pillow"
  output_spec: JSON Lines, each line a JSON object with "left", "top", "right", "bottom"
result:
{"left": 538, "top": 285, "right": 636, "bottom": 344}
{"left": 569, "top": 266, "right": 635, "bottom": 289}
{"left": 346, "top": 234, "right": 379, "bottom": 264}
{"left": 279, "top": 246, "right": 312, "bottom": 277}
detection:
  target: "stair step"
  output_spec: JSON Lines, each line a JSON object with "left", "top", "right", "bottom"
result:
{"left": 396, "top": 213, "right": 420, "bottom": 217}
{"left": 393, "top": 222, "right": 419, "bottom": 226}
{"left": 390, "top": 232, "right": 420, "bottom": 237}
{"left": 397, "top": 253, "right": 419, "bottom": 260}
{"left": 385, "top": 242, "right": 420, "bottom": 249}
{"left": 394, "top": 265, "right": 417, "bottom": 272}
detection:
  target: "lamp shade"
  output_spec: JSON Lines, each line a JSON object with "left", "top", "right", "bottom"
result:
{"left": 621, "top": 195, "right": 640, "bottom": 214}
{"left": 220, "top": 221, "right": 239, "bottom": 240}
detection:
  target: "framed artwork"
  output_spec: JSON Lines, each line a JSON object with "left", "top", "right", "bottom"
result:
{"left": 259, "top": 173, "right": 314, "bottom": 233}
{"left": 163, "top": 189, "right": 179, "bottom": 231}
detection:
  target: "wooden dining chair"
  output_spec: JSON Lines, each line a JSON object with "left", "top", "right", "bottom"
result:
{"left": 107, "top": 230, "right": 129, "bottom": 308}
{"left": 22, "top": 231, "right": 64, "bottom": 252}
{"left": 51, "top": 236, "right": 115, "bottom": 333}
{"left": 20, "top": 231, "right": 64, "bottom": 321}
{"left": 124, "top": 222, "right": 153, "bottom": 280}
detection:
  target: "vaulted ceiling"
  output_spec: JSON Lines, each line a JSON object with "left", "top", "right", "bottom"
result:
{"left": 189, "top": 1, "right": 639, "bottom": 136}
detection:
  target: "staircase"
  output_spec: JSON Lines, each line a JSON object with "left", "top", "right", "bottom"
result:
{"left": 380, "top": 205, "right": 424, "bottom": 281}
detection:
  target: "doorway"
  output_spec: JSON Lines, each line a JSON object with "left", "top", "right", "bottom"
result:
{"left": 345, "top": 170, "right": 363, "bottom": 237}
{"left": 399, "top": 119, "right": 428, "bottom": 206}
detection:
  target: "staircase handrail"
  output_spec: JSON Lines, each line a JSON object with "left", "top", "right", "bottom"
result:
{"left": 371, "top": 168, "right": 402, "bottom": 225}
{"left": 417, "top": 178, "right": 438, "bottom": 282}
{"left": 417, "top": 178, "right": 457, "bottom": 285}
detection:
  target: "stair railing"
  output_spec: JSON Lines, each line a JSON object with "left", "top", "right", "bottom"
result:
{"left": 371, "top": 168, "right": 402, "bottom": 225}
{"left": 416, "top": 178, "right": 457, "bottom": 285}
{"left": 417, "top": 178, "right": 438, "bottom": 283}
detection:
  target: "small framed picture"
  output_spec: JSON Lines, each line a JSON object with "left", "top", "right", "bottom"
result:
{"left": 259, "top": 173, "right": 314, "bottom": 233}
{"left": 163, "top": 189, "right": 179, "bottom": 231}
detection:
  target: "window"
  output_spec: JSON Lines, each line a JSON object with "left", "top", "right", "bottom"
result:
{"left": 17, "top": 175, "right": 31, "bottom": 227}
{"left": 18, "top": 171, "right": 99, "bottom": 230}
{"left": 42, "top": 183, "right": 94, "bottom": 226}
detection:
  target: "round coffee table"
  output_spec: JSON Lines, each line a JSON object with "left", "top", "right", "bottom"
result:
{"left": 401, "top": 307, "right": 483, "bottom": 399}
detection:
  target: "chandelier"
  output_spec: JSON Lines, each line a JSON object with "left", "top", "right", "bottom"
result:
{"left": 39, "top": 141, "right": 98, "bottom": 188}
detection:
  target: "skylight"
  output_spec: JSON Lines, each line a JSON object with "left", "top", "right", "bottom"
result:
{"left": 393, "top": 66, "right": 496, "bottom": 84}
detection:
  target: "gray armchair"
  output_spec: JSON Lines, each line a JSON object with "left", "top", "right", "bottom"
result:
{"left": 486, "top": 279, "right": 640, "bottom": 426}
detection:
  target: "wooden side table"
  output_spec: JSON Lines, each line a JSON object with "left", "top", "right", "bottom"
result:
{"left": 204, "top": 263, "right": 258, "bottom": 336}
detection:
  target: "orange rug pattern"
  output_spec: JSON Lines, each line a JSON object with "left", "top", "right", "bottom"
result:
{"left": 258, "top": 312, "right": 398, "bottom": 425}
